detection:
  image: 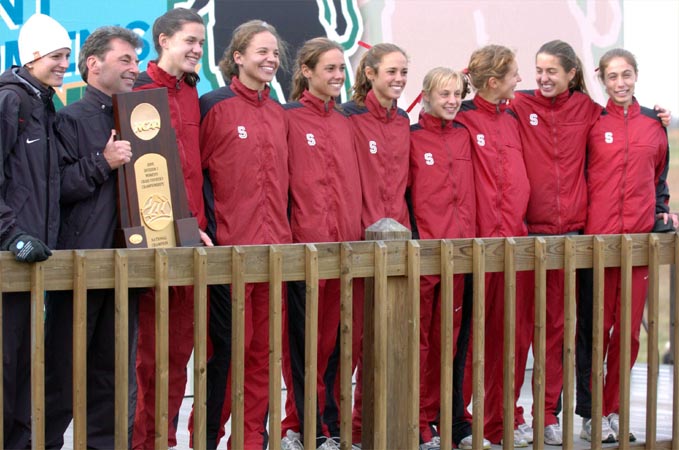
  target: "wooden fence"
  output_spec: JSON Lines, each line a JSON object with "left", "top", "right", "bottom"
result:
{"left": 1, "top": 232, "right": 678, "bottom": 450}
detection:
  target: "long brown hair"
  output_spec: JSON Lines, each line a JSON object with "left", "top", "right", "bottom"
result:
{"left": 537, "top": 40, "right": 588, "bottom": 95}
{"left": 290, "top": 37, "right": 343, "bottom": 101}
{"left": 351, "top": 42, "right": 407, "bottom": 106}
{"left": 153, "top": 8, "right": 204, "bottom": 87}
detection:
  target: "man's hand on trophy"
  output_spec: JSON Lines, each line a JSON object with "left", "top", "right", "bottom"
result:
{"left": 103, "top": 129, "right": 133, "bottom": 169}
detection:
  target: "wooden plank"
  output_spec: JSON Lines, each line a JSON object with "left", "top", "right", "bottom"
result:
{"left": 30, "top": 261, "right": 45, "bottom": 449}
{"left": 533, "top": 237, "right": 546, "bottom": 446}
{"left": 231, "top": 247, "right": 245, "bottom": 450}
{"left": 339, "top": 243, "right": 354, "bottom": 450}
{"left": 439, "top": 240, "right": 453, "bottom": 450}
{"left": 407, "top": 240, "right": 421, "bottom": 450}
{"left": 563, "top": 237, "right": 577, "bottom": 449}
{"left": 303, "top": 244, "right": 319, "bottom": 450}
{"left": 114, "top": 250, "right": 129, "bottom": 450}
{"left": 472, "top": 239, "right": 485, "bottom": 449}
{"left": 619, "top": 235, "right": 632, "bottom": 450}
{"left": 1, "top": 234, "right": 678, "bottom": 292}
{"left": 592, "top": 236, "right": 605, "bottom": 449}
{"left": 373, "top": 241, "right": 388, "bottom": 450}
{"left": 154, "top": 249, "right": 169, "bottom": 450}
{"left": 72, "top": 251, "right": 87, "bottom": 450}
{"left": 192, "top": 248, "right": 208, "bottom": 450}
{"left": 674, "top": 234, "right": 679, "bottom": 450}
{"left": 646, "top": 234, "right": 659, "bottom": 450}
{"left": 268, "top": 246, "right": 283, "bottom": 450}
{"left": 504, "top": 238, "right": 517, "bottom": 449}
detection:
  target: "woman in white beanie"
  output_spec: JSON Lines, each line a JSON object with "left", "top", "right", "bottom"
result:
{"left": 0, "top": 12, "right": 70, "bottom": 449}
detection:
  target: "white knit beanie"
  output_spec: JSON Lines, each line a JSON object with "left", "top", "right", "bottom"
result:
{"left": 18, "top": 13, "right": 71, "bottom": 65}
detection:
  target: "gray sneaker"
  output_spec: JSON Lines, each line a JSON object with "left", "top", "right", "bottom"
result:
{"left": 579, "top": 417, "right": 617, "bottom": 443}
{"left": 318, "top": 437, "right": 341, "bottom": 450}
{"left": 544, "top": 423, "right": 563, "bottom": 446}
{"left": 419, "top": 436, "right": 440, "bottom": 450}
{"left": 607, "top": 413, "right": 637, "bottom": 442}
{"left": 517, "top": 423, "right": 534, "bottom": 443}
{"left": 281, "top": 430, "right": 304, "bottom": 450}
{"left": 501, "top": 429, "right": 529, "bottom": 448}
{"left": 458, "top": 434, "right": 491, "bottom": 449}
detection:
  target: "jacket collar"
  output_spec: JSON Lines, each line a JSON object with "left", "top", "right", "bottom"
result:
{"left": 230, "top": 75, "right": 270, "bottom": 106}
{"left": 146, "top": 61, "right": 182, "bottom": 91}
{"left": 365, "top": 89, "right": 399, "bottom": 123}
{"left": 11, "top": 66, "right": 55, "bottom": 102}
{"left": 300, "top": 89, "right": 335, "bottom": 116}
{"left": 419, "top": 111, "right": 452, "bottom": 133}
{"left": 533, "top": 88, "right": 570, "bottom": 108}
{"left": 604, "top": 97, "right": 640, "bottom": 118}
{"left": 83, "top": 85, "right": 113, "bottom": 112}
{"left": 473, "top": 93, "right": 507, "bottom": 115}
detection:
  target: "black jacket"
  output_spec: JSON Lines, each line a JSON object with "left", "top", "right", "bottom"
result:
{"left": 0, "top": 66, "right": 61, "bottom": 247}
{"left": 57, "top": 86, "right": 117, "bottom": 249}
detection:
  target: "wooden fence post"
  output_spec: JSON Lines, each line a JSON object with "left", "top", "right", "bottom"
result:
{"left": 192, "top": 247, "right": 208, "bottom": 450}
{"left": 362, "top": 218, "right": 413, "bottom": 450}
{"left": 563, "top": 237, "right": 577, "bottom": 449}
{"left": 114, "top": 250, "right": 130, "bottom": 450}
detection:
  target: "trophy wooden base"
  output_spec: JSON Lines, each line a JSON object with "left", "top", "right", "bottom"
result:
{"left": 116, "top": 226, "right": 148, "bottom": 249}
{"left": 175, "top": 217, "right": 201, "bottom": 247}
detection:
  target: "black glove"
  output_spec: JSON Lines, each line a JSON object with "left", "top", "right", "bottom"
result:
{"left": 652, "top": 216, "right": 676, "bottom": 233}
{"left": 5, "top": 233, "right": 52, "bottom": 263}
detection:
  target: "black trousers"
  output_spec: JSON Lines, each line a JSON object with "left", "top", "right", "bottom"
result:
{"left": 205, "top": 283, "right": 232, "bottom": 450}
{"left": 286, "top": 281, "right": 327, "bottom": 445}
{"left": 3, "top": 292, "right": 32, "bottom": 450}
{"left": 43, "top": 289, "right": 138, "bottom": 449}
{"left": 575, "top": 268, "right": 594, "bottom": 419}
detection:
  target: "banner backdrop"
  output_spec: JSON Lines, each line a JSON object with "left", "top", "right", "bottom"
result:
{"left": 6, "top": 0, "right": 675, "bottom": 118}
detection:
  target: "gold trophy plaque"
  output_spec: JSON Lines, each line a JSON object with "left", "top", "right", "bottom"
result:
{"left": 113, "top": 88, "right": 200, "bottom": 248}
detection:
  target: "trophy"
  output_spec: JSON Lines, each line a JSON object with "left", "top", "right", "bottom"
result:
{"left": 113, "top": 88, "right": 201, "bottom": 248}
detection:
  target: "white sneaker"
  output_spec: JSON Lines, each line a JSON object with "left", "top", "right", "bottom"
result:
{"left": 318, "top": 437, "right": 341, "bottom": 450}
{"left": 419, "top": 436, "right": 440, "bottom": 450}
{"left": 458, "top": 434, "right": 491, "bottom": 449}
{"left": 579, "top": 417, "right": 616, "bottom": 443}
{"left": 607, "top": 413, "right": 637, "bottom": 442}
{"left": 501, "top": 429, "right": 529, "bottom": 448}
{"left": 281, "top": 430, "right": 304, "bottom": 450}
{"left": 544, "top": 423, "right": 563, "bottom": 445}
{"left": 517, "top": 423, "right": 534, "bottom": 443}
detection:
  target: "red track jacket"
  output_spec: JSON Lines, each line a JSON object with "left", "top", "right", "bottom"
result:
{"left": 511, "top": 89, "right": 602, "bottom": 234}
{"left": 285, "top": 90, "right": 362, "bottom": 243}
{"left": 343, "top": 90, "right": 411, "bottom": 230}
{"left": 134, "top": 61, "right": 206, "bottom": 229}
{"left": 200, "top": 76, "right": 291, "bottom": 245}
{"left": 585, "top": 98, "right": 670, "bottom": 235}
{"left": 409, "top": 111, "right": 476, "bottom": 239}
{"left": 455, "top": 95, "right": 530, "bottom": 238}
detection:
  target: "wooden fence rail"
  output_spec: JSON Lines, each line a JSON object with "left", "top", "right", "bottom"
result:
{"left": 0, "top": 233, "right": 678, "bottom": 449}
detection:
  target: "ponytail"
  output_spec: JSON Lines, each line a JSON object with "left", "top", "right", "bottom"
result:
{"left": 290, "top": 37, "right": 343, "bottom": 101}
{"left": 351, "top": 43, "right": 407, "bottom": 106}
